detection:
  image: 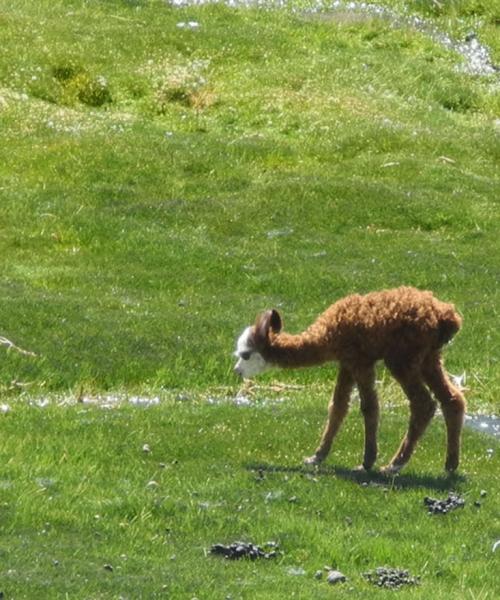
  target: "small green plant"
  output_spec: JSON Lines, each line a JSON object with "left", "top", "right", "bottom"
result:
{"left": 30, "top": 61, "right": 112, "bottom": 107}
{"left": 145, "top": 57, "right": 215, "bottom": 112}
{"left": 429, "top": 72, "right": 479, "bottom": 112}
{"left": 74, "top": 73, "right": 112, "bottom": 107}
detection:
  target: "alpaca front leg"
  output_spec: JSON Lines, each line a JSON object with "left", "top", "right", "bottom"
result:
{"left": 304, "top": 367, "right": 354, "bottom": 466}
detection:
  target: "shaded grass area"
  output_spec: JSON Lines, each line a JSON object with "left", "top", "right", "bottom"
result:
{"left": 0, "top": 393, "right": 497, "bottom": 598}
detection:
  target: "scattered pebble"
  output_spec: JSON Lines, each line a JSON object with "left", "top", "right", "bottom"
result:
{"left": 176, "top": 21, "right": 200, "bottom": 29}
{"left": 103, "top": 564, "right": 114, "bottom": 572}
{"left": 128, "top": 396, "right": 160, "bottom": 407}
{"left": 266, "top": 228, "right": 294, "bottom": 239}
{"left": 465, "top": 415, "right": 500, "bottom": 438}
{"left": 424, "top": 493, "right": 465, "bottom": 514}
{"left": 142, "top": 444, "right": 151, "bottom": 453}
{"left": 166, "top": 2, "right": 499, "bottom": 79}
{"left": 363, "top": 567, "right": 420, "bottom": 589}
{"left": 327, "top": 570, "right": 347, "bottom": 585}
{"left": 210, "top": 541, "right": 278, "bottom": 560}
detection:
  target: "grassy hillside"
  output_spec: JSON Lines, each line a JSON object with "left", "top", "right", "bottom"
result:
{"left": 1, "top": 0, "right": 498, "bottom": 404}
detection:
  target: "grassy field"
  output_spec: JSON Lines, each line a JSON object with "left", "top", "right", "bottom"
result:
{"left": 0, "top": 397, "right": 498, "bottom": 598}
{"left": 0, "top": 0, "right": 499, "bottom": 597}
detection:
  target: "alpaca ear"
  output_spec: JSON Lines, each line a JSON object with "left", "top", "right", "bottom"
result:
{"left": 269, "top": 309, "right": 282, "bottom": 333}
{"left": 255, "top": 309, "right": 282, "bottom": 344}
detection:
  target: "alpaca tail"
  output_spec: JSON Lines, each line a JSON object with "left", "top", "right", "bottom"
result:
{"left": 437, "top": 309, "right": 462, "bottom": 347}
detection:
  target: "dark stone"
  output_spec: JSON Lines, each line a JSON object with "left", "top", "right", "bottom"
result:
{"left": 327, "top": 570, "right": 347, "bottom": 584}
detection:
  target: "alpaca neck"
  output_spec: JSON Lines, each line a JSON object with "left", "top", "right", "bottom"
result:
{"left": 262, "top": 330, "right": 335, "bottom": 368}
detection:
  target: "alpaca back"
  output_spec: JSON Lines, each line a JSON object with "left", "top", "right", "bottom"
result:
{"left": 311, "top": 287, "right": 461, "bottom": 361}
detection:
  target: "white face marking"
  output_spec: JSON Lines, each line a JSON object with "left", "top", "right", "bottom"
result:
{"left": 233, "top": 326, "right": 269, "bottom": 379}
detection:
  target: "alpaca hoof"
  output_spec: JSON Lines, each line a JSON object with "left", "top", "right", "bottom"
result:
{"left": 380, "top": 463, "right": 402, "bottom": 476}
{"left": 445, "top": 457, "right": 459, "bottom": 472}
{"left": 354, "top": 464, "right": 368, "bottom": 473}
{"left": 304, "top": 454, "right": 323, "bottom": 466}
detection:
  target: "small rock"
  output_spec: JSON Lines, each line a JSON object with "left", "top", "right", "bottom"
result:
{"left": 480, "top": 490, "right": 487, "bottom": 498}
{"left": 314, "top": 570, "right": 323, "bottom": 580}
{"left": 327, "top": 570, "right": 347, "bottom": 585}
{"left": 103, "top": 564, "right": 114, "bottom": 572}
{"left": 142, "top": 444, "right": 151, "bottom": 453}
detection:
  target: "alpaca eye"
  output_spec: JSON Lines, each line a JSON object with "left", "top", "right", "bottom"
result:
{"left": 240, "top": 351, "right": 251, "bottom": 361}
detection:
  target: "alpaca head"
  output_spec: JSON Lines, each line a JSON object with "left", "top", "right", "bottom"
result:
{"left": 233, "top": 309, "right": 282, "bottom": 379}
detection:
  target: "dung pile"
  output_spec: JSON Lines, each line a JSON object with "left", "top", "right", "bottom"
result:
{"left": 424, "top": 493, "right": 465, "bottom": 514}
{"left": 363, "top": 567, "right": 420, "bottom": 589}
{"left": 210, "top": 541, "right": 278, "bottom": 560}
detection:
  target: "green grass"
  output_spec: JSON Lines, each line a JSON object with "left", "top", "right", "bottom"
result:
{"left": 0, "top": 394, "right": 498, "bottom": 598}
{"left": 0, "top": 0, "right": 499, "bottom": 399}
{"left": 0, "top": 0, "right": 499, "bottom": 597}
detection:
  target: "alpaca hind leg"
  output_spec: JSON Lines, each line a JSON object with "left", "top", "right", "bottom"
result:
{"left": 382, "top": 365, "right": 436, "bottom": 474}
{"left": 304, "top": 367, "right": 354, "bottom": 466}
{"left": 422, "top": 353, "right": 466, "bottom": 472}
{"left": 356, "top": 366, "right": 379, "bottom": 471}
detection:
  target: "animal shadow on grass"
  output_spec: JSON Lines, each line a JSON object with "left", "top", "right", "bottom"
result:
{"left": 246, "top": 462, "right": 465, "bottom": 492}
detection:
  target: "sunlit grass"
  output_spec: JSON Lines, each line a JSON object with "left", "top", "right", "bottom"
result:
{"left": 0, "top": 1, "right": 498, "bottom": 596}
{"left": 0, "top": 391, "right": 497, "bottom": 598}
{"left": 0, "top": 3, "right": 498, "bottom": 398}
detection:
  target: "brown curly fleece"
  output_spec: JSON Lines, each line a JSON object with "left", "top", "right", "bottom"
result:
{"left": 252, "top": 286, "right": 466, "bottom": 474}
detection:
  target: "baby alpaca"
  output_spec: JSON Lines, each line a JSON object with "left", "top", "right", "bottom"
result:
{"left": 234, "top": 287, "right": 466, "bottom": 474}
